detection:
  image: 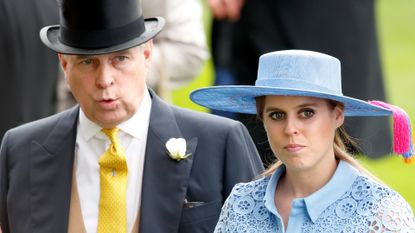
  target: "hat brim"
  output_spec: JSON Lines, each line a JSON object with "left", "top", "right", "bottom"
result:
{"left": 40, "top": 17, "right": 164, "bottom": 55}
{"left": 190, "top": 86, "right": 392, "bottom": 117}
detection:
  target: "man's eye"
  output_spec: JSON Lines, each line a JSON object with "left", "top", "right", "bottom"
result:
{"left": 300, "top": 109, "right": 315, "bottom": 118}
{"left": 80, "top": 59, "right": 93, "bottom": 65}
{"left": 269, "top": 112, "right": 285, "bottom": 120}
{"left": 115, "top": 56, "right": 128, "bottom": 62}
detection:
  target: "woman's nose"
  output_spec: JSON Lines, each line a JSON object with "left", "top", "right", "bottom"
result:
{"left": 284, "top": 117, "right": 299, "bottom": 135}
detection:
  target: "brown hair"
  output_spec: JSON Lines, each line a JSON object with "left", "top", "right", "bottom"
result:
{"left": 255, "top": 96, "right": 381, "bottom": 180}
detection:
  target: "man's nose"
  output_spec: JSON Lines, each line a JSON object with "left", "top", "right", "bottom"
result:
{"left": 95, "top": 64, "right": 115, "bottom": 88}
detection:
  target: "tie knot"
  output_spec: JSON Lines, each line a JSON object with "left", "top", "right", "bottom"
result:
{"left": 102, "top": 128, "right": 119, "bottom": 145}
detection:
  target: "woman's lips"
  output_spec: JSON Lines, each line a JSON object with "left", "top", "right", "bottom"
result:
{"left": 284, "top": 144, "right": 305, "bottom": 153}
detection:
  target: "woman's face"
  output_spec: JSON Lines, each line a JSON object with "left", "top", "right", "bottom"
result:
{"left": 262, "top": 96, "right": 344, "bottom": 172}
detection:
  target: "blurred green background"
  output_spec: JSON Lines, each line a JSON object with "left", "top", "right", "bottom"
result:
{"left": 172, "top": 0, "right": 415, "bottom": 209}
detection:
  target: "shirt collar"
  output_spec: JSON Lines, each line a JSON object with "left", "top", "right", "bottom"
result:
{"left": 264, "top": 165, "right": 284, "bottom": 216}
{"left": 78, "top": 90, "right": 152, "bottom": 141}
{"left": 303, "top": 160, "right": 358, "bottom": 222}
{"left": 264, "top": 160, "right": 359, "bottom": 222}
{"left": 117, "top": 90, "right": 152, "bottom": 139}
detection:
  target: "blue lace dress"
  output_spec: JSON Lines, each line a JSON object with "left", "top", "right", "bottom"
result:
{"left": 214, "top": 161, "right": 415, "bottom": 232}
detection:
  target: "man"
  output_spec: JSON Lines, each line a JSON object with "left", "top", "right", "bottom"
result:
{"left": 0, "top": 0, "right": 263, "bottom": 232}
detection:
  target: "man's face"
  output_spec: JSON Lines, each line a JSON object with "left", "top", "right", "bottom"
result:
{"left": 59, "top": 42, "right": 153, "bottom": 128}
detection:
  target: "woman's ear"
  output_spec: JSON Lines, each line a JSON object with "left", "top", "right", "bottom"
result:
{"left": 334, "top": 105, "right": 345, "bottom": 128}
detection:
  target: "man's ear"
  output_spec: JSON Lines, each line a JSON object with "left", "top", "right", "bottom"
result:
{"left": 143, "top": 40, "right": 153, "bottom": 66}
{"left": 58, "top": 53, "right": 68, "bottom": 72}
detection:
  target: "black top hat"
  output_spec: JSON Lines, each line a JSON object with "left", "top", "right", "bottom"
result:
{"left": 40, "top": 0, "right": 165, "bottom": 55}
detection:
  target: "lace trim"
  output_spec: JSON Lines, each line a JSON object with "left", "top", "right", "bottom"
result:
{"left": 214, "top": 176, "right": 415, "bottom": 233}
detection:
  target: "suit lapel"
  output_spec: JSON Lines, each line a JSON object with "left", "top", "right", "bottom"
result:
{"left": 30, "top": 106, "right": 79, "bottom": 233}
{"left": 139, "top": 91, "right": 198, "bottom": 233}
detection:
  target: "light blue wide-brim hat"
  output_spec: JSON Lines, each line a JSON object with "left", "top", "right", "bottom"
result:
{"left": 190, "top": 50, "right": 391, "bottom": 117}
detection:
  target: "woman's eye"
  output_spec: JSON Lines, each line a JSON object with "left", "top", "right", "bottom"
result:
{"left": 300, "top": 109, "right": 315, "bottom": 118}
{"left": 270, "top": 112, "right": 285, "bottom": 120}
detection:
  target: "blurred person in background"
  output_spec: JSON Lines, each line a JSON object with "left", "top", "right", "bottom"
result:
{"left": 143, "top": 0, "right": 209, "bottom": 101}
{"left": 0, "top": 0, "right": 59, "bottom": 140}
{"left": 208, "top": 0, "right": 391, "bottom": 164}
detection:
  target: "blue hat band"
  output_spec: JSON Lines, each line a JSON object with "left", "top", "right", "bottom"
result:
{"left": 255, "top": 78, "right": 342, "bottom": 96}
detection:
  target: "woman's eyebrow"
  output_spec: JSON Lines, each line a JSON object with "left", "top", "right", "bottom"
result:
{"left": 297, "top": 102, "right": 319, "bottom": 108}
{"left": 264, "top": 106, "right": 283, "bottom": 113}
{"left": 264, "top": 102, "right": 319, "bottom": 112}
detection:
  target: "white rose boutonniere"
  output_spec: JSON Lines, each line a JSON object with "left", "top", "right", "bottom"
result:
{"left": 166, "top": 138, "right": 191, "bottom": 161}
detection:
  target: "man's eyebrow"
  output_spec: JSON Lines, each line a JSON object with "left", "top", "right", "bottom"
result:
{"left": 114, "top": 50, "right": 133, "bottom": 56}
{"left": 73, "top": 55, "right": 93, "bottom": 60}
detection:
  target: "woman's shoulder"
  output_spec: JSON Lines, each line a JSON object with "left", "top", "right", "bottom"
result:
{"left": 304, "top": 174, "right": 415, "bottom": 232}
{"left": 229, "top": 176, "right": 270, "bottom": 199}
{"left": 351, "top": 175, "right": 410, "bottom": 206}
{"left": 349, "top": 175, "right": 415, "bottom": 230}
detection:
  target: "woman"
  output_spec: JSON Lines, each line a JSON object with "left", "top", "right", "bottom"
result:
{"left": 190, "top": 50, "right": 415, "bottom": 232}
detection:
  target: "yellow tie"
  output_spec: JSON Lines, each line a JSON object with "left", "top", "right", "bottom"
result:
{"left": 97, "top": 128, "right": 128, "bottom": 233}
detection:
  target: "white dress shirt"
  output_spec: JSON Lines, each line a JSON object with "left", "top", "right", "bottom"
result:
{"left": 75, "top": 91, "right": 152, "bottom": 233}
